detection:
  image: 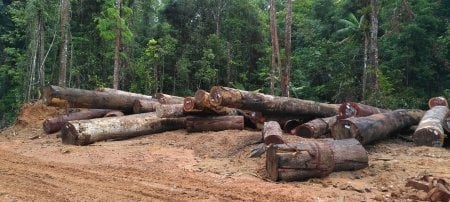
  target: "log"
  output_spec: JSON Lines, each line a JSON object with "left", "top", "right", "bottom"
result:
{"left": 444, "top": 111, "right": 450, "bottom": 134}
{"left": 42, "top": 85, "right": 155, "bottom": 112}
{"left": 428, "top": 96, "right": 448, "bottom": 108}
{"left": 183, "top": 96, "right": 215, "bottom": 115}
{"left": 292, "top": 116, "right": 337, "bottom": 138}
{"left": 186, "top": 115, "right": 244, "bottom": 132}
{"left": 43, "top": 109, "right": 114, "bottom": 134}
{"left": 61, "top": 113, "right": 186, "bottom": 145}
{"left": 338, "top": 102, "right": 390, "bottom": 119}
{"left": 266, "top": 138, "right": 368, "bottom": 181}
{"left": 209, "top": 86, "right": 339, "bottom": 117}
{"left": 45, "top": 98, "right": 69, "bottom": 108}
{"left": 283, "top": 119, "right": 301, "bottom": 133}
{"left": 133, "top": 99, "right": 160, "bottom": 114}
{"left": 263, "top": 121, "right": 285, "bottom": 145}
{"left": 332, "top": 109, "right": 424, "bottom": 145}
{"left": 413, "top": 106, "right": 449, "bottom": 147}
{"left": 154, "top": 93, "right": 184, "bottom": 104}
{"left": 156, "top": 104, "right": 184, "bottom": 118}
{"left": 104, "top": 110, "right": 124, "bottom": 117}
{"left": 194, "top": 89, "right": 237, "bottom": 115}
{"left": 96, "top": 87, "right": 153, "bottom": 100}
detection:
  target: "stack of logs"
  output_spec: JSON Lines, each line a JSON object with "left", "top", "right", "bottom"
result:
{"left": 41, "top": 85, "right": 450, "bottom": 182}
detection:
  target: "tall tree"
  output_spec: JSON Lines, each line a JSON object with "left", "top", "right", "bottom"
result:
{"left": 113, "top": 0, "right": 122, "bottom": 89}
{"left": 281, "top": 0, "right": 292, "bottom": 97}
{"left": 366, "top": 0, "right": 379, "bottom": 101}
{"left": 58, "top": 0, "right": 69, "bottom": 87}
{"left": 269, "top": 0, "right": 281, "bottom": 95}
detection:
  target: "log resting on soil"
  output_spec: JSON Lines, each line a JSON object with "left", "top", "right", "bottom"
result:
{"left": 133, "top": 99, "right": 160, "bottom": 114}
{"left": 266, "top": 138, "right": 368, "bottom": 181}
{"left": 209, "top": 86, "right": 339, "bottom": 117}
{"left": 154, "top": 93, "right": 184, "bottom": 104}
{"left": 332, "top": 109, "right": 424, "bottom": 145}
{"left": 183, "top": 97, "right": 218, "bottom": 115}
{"left": 263, "top": 121, "right": 285, "bottom": 145}
{"left": 193, "top": 90, "right": 237, "bottom": 115}
{"left": 338, "top": 102, "right": 390, "bottom": 119}
{"left": 61, "top": 112, "right": 186, "bottom": 145}
{"left": 428, "top": 96, "right": 448, "bottom": 108}
{"left": 413, "top": 106, "right": 449, "bottom": 147}
{"left": 292, "top": 116, "right": 337, "bottom": 138}
{"left": 43, "top": 109, "right": 114, "bottom": 134}
{"left": 186, "top": 115, "right": 244, "bottom": 132}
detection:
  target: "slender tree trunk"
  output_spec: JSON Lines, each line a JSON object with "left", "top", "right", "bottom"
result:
{"left": 367, "top": 0, "right": 379, "bottom": 100}
{"left": 226, "top": 41, "right": 231, "bottom": 85}
{"left": 362, "top": 32, "right": 369, "bottom": 100}
{"left": 113, "top": 0, "right": 123, "bottom": 89}
{"left": 37, "top": 10, "right": 45, "bottom": 88}
{"left": 281, "top": 0, "right": 292, "bottom": 97}
{"left": 58, "top": 0, "right": 69, "bottom": 87}
{"left": 269, "top": 0, "right": 279, "bottom": 95}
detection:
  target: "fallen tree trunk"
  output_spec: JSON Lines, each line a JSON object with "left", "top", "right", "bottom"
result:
{"left": 283, "top": 119, "right": 301, "bottom": 133}
{"left": 42, "top": 85, "right": 155, "bottom": 112}
{"left": 263, "top": 121, "right": 285, "bottom": 144}
{"left": 266, "top": 138, "right": 368, "bottom": 181}
{"left": 332, "top": 109, "right": 424, "bottom": 145}
{"left": 209, "top": 86, "right": 339, "bottom": 117}
{"left": 43, "top": 109, "right": 114, "bottom": 134}
{"left": 428, "top": 96, "right": 448, "bottom": 108}
{"left": 292, "top": 116, "right": 336, "bottom": 138}
{"left": 156, "top": 104, "right": 184, "bottom": 118}
{"left": 413, "top": 106, "right": 449, "bottom": 147}
{"left": 61, "top": 113, "right": 185, "bottom": 145}
{"left": 183, "top": 97, "right": 216, "bottom": 115}
{"left": 194, "top": 89, "right": 237, "bottom": 115}
{"left": 154, "top": 93, "right": 184, "bottom": 104}
{"left": 186, "top": 115, "right": 244, "bottom": 132}
{"left": 133, "top": 99, "right": 160, "bottom": 114}
{"left": 444, "top": 111, "right": 450, "bottom": 134}
{"left": 338, "top": 102, "right": 390, "bottom": 119}
{"left": 96, "top": 87, "right": 153, "bottom": 100}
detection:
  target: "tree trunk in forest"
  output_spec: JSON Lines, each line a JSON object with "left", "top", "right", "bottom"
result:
{"left": 156, "top": 104, "right": 184, "bottom": 118}
{"left": 210, "top": 86, "right": 339, "bottom": 117}
{"left": 42, "top": 85, "right": 155, "bottom": 112}
{"left": 292, "top": 116, "right": 337, "bottom": 138}
{"left": 61, "top": 113, "right": 186, "bottom": 146}
{"left": 366, "top": 0, "right": 380, "bottom": 99}
{"left": 362, "top": 32, "right": 369, "bottom": 100}
{"left": 281, "top": 0, "right": 292, "bottom": 97}
{"left": 263, "top": 121, "right": 285, "bottom": 145}
{"left": 113, "top": 0, "right": 123, "bottom": 89}
{"left": 338, "top": 102, "right": 390, "bottom": 119}
{"left": 43, "top": 109, "right": 114, "bottom": 134}
{"left": 154, "top": 93, "right": 184, "bottom": 104}
{"left": 96, "top": 87, "right": 154, "bottom": 100}
{"left": 226, "top": 42, "right": 232, "bottom": 85}
{"left": 37, "top": 10, "right": 45, "bottom": 88}
{"left": 332, "top": 109, "right": 424, "bottom": 145}
{"left": 413, "top": 106, "right": 449, "bottom": 147}
{"left": 428, "top": 96, "right": 448, "bottom": 108}
{"left": 133, "top": 99, "right": 160, "bottom": 114}
{"left": 269, "top": 0, "right": 280, "bottom": 95}
{"left": 58, "top": 0, "right": 69, "bottom": 87}
{"left": 186, "top": 115, "right": 244, "bottom": 132}
{"left": 266, "top": 138, "right": 368, "bottom": 181}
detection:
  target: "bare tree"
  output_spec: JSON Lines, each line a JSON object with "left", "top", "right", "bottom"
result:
{"left": 113, "top": 0, "right": 123, "bottom": 89}
{"left": 269, "top": 0, "right": 281, "bottom": 95}
{"left": 58, "top": 0, "right": 70, "bottom": 87}
{"left": 281, "top": 0, "right": 292, "bottom": 97}
{"left": 366, "top": 0, "right": 379, "bottom": 101}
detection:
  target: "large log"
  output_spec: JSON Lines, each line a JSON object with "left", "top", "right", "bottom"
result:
{"left": 43, "top": 109, "right": 114, "bottom": 134}
{"left": 263, "top": 121, "right": 285, "bottom": 144}
{"left": 194, "top": 89, "right": 237, "bottom": 115}
{"left": 444, "top": 111, "right": 450, "bottom": 134}
{"left": 154, "top": 93, "right": 184, "bottom": 104}
{"left": 42, "top": 85, "right": 155, "bottom": 112}
{"left": 183, "top": 96, "right": 216, "bottom": 115}
{"left": 413, "top": 106, "right": 449, "bottom": 147}
{"left": 292, "top": 116, "right": 337, "bottom": 138}
{"left": 332, "top": 109, "right": 424, "bottom": 145}
{"left": 186, "top": 115, "right": 244, "bottom": 132}
{"left": 133, "top": 99, "right": 160, "bottom": 114}
{"left": 428, "top": 96, "right": 448, "bottom": 108}
{"left": 61, "top": 113, "right": 186, "bottom": 145}
{"left": 156, "top": 104, "right": 184, "bottom": 118}
{"left": 209, "top": 86, "right": 339, "bottom": 117}
{"left": 266, "top": 138, "right": 368, "bottom": 181}
{"left": 96, "top": 87, "right": 153, "bottom": 100}
{"left": 338, "top": 102, "right": 390, "bottom": 119}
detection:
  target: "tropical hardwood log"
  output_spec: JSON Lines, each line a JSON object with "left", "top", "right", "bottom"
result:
{"left": 209, "top": 86, "right": 339, "bottom": 117}
{"left": 104, "top": 110, "right": 124, "bottom": 117}
{"left": 263, "top": 121, "right": 285, "bottom": 145}
{"left": 154, "top": 93, "right": 184, "bottom": 104}
{"left": 266, "top": 138, "right": 368, "bottom": 181}
{"left": 292, "top": 116, "right": 337, "bottom": 138}
{"left": 43, "top": 109, "right": 114, "bottom": 134}
{"left": 156, "top": 104, "right": 184, "bottom": 118}
{"left": 186, "top": 115, "right": 244, "bottom": 132}
{"left": 42, "top": 85, "right": 155, "bottom": 112}
{"left": 194, "top": 89, "right": 237, "bottom": 115}
{"left": 338, "top": 102, "right": 390, "bottom": 119}
{"left": 413, "top": 106, "right": 449, "bottom": 147}
{"left": 428, "top": 96, "right": 448, "bottom": 108}
{"left": 96, "top": 87, "right": 153, "bottom": 100}
{"left": 332, "top": 109, "right": 424, "bottom": 145}
{"left": 61, "top": 113, "right": 185, "bottom": 145}
{"left": 183, "top": 96, "right": 216, "bottom": 115}
{"left": 45, "top": 98, "right": 69, "bottom": 108}
{"left": 133, "top": 99, "right": 160, "bottom": 114}
{"left": 444, "top": 111, "right": 450, "bottom": 134}
{"left": 283, "top": 119, "right": 301, "bottom": 133}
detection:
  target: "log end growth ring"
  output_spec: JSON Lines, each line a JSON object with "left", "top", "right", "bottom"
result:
{"left": 428, "top": 97, "right": 448, "bottom": 108}
{"left": 183, "top": 97, "right": 196, "bottom": 111}
{"left": 339, "top": 102, "right": 357, "bottom": 119}
{"left": 413, "top": 128, "right": 445, "bottom": 147}
{"left": 61, "top": 123, "right": 89, "bottom": 146}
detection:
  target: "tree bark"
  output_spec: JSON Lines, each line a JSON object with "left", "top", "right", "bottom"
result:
{"left": 113, "top": 0, "right": 123, "bottom": 89}
{"left": 263, "top": 121, "right": 285, "bottom": 145}
{"left": 61, "top": 113, "right": 185, "bottom": 145}
{"left": 292, "top": 116, "right": 337, "bottom": 138}
{"left": 428, "top": 96, "right": 448, "bottom": 108}
{"left": 332, "top": 109, "right": 424, "bottom": 145}
{"left": 367, "top": 0, "right": 380, "bottom": 98}
{"left": 43, "top": 109, "right": 114, "bottom": 134}
{"left": 133, "top": 99, "right": 160, "bottom": 114}
{"left": 156, "top": 104, "right": 184, "bottom": 118}
{"left": 413, "top": 106, "right": 449, "bottom": 147}
{"left": 58, "top": 0, "right": 69, "bottom": 87}
{"left": 266, "top": 138, "right": 368, "bottom": 181}
{"left": 154, "top": 93, "right": 184, "bottom": 104}
{"left": 269, "top": 0, "right": 280, "bottom": 95}
{"left": 186, "top": 115, "right": 244, "bottom": 132}
{"left": 281, "top": 0, "right": 292, "bottom": 97}
{"left": 444, "top": 111, "right": 450, "bottom": 134}
{"left": 338, "top": 102, "right": 390, "bottom": 119}
{"left": 96, "top": 87, "right": 154, "bottom": 100}
{"left": 210, "top": 86, "right": 339, "bottom": 117}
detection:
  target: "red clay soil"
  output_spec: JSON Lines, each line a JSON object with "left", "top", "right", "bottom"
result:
{"left": 0, "top": 102, "right": 449, "bottom": 201}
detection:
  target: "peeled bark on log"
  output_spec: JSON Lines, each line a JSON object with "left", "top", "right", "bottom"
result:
{"left": 133, "top": 99, "right": 160, "bottom": 114}
{"left": 42, "top": 85, "right": 155, "bottom": 112}
{"left": 210, "top": 86, "right": 339, "bottom": 117}
{"left": 428, "top": 96, "right": 448, "bottom": 108}
{"left": 338, "top": 102, "right": 390, "bottom": 119}
{"left": 154, "top": 93, "right": 184, "bottom": 104}
{"left": 156, "top": 104, "right": 184, "bottom": 118}
{"left": 444, "top": 111, "right": 450, "bottom": 134}
{"left": 413, "top": 106, "right": 449, "bottom": 147}
{"left": 292, "top": 116, "right": 337, "bottom": 138}
{"left": 186, "top": 115, "right": 244, "bottom": 132}
{"left": 104, "top": 110, "right": 124, "bottom": 117}
{"left": 61, "top": 113, "right": 185, "bottom": 145}
{"left": 96, "top": 87, "right": 153, "bottom": 100}
{"left": 263, "top": 121, "right": 285, "bottom": 145}
{"left": 43, "top": 109, "right": 114, "bottom": 134}
{"left": 194, "top": 89, "right": 237, "bottom": 115}
{"left": 332, "top": 109, "right": 424, "bottom": 145}
{"left": 266, "top": 138, "right": 367, "bottom": 181}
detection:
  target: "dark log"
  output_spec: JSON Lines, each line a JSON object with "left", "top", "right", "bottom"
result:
{"left": 209, "top": 86, "right": 339, "bottom": 117}
{"left": 104, "top": 110, "right": 124, "bottom": 117}
{"left": 154, "top": 93, "right": 184, "bottom": 104}
{"left": 61, "top": 113, "right": 185, "bottom": 145}
{"left": 186, "top": 115, "right": 244, "bottom": 132}
{"left": 338, "top": 102, "right": 390, "bottom": 119}
{"left": 292, "top": 116, "right": 337, "bottom": 138}
{"left": 332, "top": 109, "right": 424, "bottom": 145}
{"left": 156, "top": 104, "right": 184, "bottom": 118}
{"left": 413, "top": 106, "right": 449, "bottom": 147}
{"left": 428, "top": 96, "right": 448, "bottom": 108}
{"left": 194, "top": 89, "right": 237, "bottom": 115}
{"left": 133, "top": 99, "right": 160, "bottom": 114}
{"left": 42, "top": 85, "right": 155, "bottom": 112}
{"left": 444, "top": 111, "right": 450, "bottom": 134}
{"left": 43, "top": 109, "right": 114, "bottom": 134}
{"left": 263, "top": 121, "right": 285, "bottom": 144}
{"left": 96, "top": 87, "right": 153, "bottom": 100}
{"left": 283, "top": 119, "right": 301, "bottom": 133}
{"left": 266, "top": 138, "right": 367, "bottom": 181}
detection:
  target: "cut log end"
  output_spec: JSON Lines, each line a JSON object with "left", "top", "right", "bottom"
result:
{"left": 332, "top": 120, "right": 358, "bottom": 140}
{"left": 413, "top": 128, "right": 445, "bottom": 147}
{"left": 339, "top": 102, "right": 357, "bottom": 118}
{"left": 209, "top": 86, "right": 223, "bottom": 107}
{"left": 283, "top": 120, "right": 301, "bottom": 133}
{"left": 43, "top": 119, "right": 58, "bottom": 134}
{"left": 183, "top": 97, "right": 196, "bottom": 111}
{"left": 61, "top": 123, "right": 87, "bottom": 146}
{"left": 294, "top": 125, "right": 314, "bottom": 138}
{"left": 428, "top": 97, "right": 448, "bottom": 108}
{"left": 445, "top": 112, "right": 450, "bottom": 133}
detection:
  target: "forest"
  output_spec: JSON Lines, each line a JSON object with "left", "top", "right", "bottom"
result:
{"left": 0, "top": 0, "right": 449, "bottom": 128}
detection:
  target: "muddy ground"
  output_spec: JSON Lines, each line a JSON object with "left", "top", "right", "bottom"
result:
{"left": 0, "top": 103, "right": 449, "bottom": 201}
